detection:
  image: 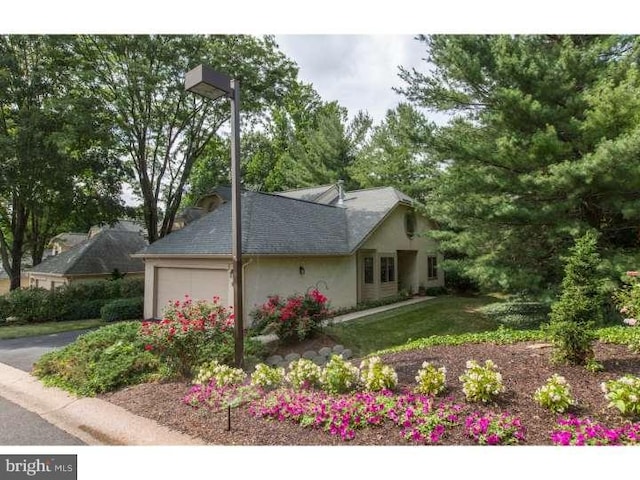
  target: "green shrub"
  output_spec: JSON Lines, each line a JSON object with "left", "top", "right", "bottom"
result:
{"left": 358, "top": 356, "right": 397, "bottom": 391}
{"left": 250, "top": 363, "right": 285, "bottom": 390}
{"left": 33, "top": 321, "right": 163, "bottom": 396}
{"left": 319, "top": 354, "right": 360, "bottom": 394}
{"left": 546, "top": 231, "right": 604, "bottom": 366}
{"left": 286, "top": 358, "right": 322, "bottom": 390}
{"left": 3, "top": 287, "right": 56, "bottom": 323}
{"left": 0, "top": 278, "right": 146, "bottom": 324}
{"left": 424, "top": 286, "right": 447, "bottom": 296}
{"left": 66, "top": 299, "right": 107, "bottom": 321}
{"left": 459, "top": 359, "right": 505, "bottom": 403}
{"left": 443, "top": 260, "right": 480, "bottom": 294}
{"left": 117, "top": 277, "right": 145, "bottom": 298}
{"left": 602, "top": 375, "right": 640, "bottom": 418}
{"left": 533, "top": 374, "right": 575, "bottom": 413}
{"left": 101, "top": 297, "right": 143, "bottom": 322}
{"left": 479, "top": 301, "right": 551, "bottom": 329}
{"left": 193, "top": 360, "right": 246, "bottom": 386}
{"left": 0, "top": 295, "right": 10, "bottom": 322}
{"left": 414, "top": 362, "right": 447, "bottom": 396}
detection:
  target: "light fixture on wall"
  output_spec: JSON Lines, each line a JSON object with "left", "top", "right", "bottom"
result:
{"left": 299, "top": 266, "right": 305, "bottom": 275}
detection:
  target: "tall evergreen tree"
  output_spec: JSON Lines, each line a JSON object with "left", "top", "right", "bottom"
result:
{"left": 398, "top": 35, "right": 640, "bottom": 293}
{"left": 349, "top": 103, "right": 436, "bottom": 201}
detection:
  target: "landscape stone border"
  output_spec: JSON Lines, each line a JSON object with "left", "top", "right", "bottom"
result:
{"left": 265, "top": 345, "right": 352, "bottom": 368}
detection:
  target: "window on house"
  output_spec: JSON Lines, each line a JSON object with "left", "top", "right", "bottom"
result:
{"left": 380, "top": 256, "right": 395, "bottom": 283}
{"left": 428, "top": 255, "right": 438, "bottom": 280}
{"left": 364, "top": 256, "right": 374, "bottom": 284}
{"left": 405, "top": 211, "right": 416, "bottom": 238}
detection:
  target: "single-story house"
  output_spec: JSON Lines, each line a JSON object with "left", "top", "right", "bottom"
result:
{"left": 136, "top": 184, "right": 444, "bottom": 323}
{"left": 49, "top": 232, "right": 87, "bottom": 256}
{"left": 28, "top": 224, "right": 147, "bottom": 290}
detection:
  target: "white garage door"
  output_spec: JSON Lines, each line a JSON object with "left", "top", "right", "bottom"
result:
{"left": 154, "top": 267, "right": 229, "bottom": 318}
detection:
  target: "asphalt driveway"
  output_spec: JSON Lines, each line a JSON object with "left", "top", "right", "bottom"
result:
{"left": 0, "top": 329, "right": 92, "bottom": 372}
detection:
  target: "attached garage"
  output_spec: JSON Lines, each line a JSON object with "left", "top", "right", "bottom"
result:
{"left": 144, "top": 258, "right": 232, "bottom": 319}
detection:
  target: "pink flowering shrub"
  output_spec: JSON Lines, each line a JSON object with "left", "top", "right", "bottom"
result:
{"left": 464, "top": 411, "right": 526, "bottom": 445}
{"left": 550, "top": 415, "right": 640, "bottom": 445}
{"left": 250, "top": 289, "right": 330, "bottom": 343}
{"left": 139, "top": 296, "right": 235, "bottom": 377}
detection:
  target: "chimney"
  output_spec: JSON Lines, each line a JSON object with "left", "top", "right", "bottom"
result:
{"left": 337, "top": 180, "right": 346, "bottom": 208}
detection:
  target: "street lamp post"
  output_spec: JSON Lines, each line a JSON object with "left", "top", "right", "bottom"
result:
{"left": 185, "top": 65, "right": 244, "bottom": 368}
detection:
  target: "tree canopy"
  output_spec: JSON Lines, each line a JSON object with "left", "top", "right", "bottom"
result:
{"left": 0, "top": 35, "right": 125, "bottom": 289}
{"left": 398, "top": 35, "right": 640, "bottom": 293}
{"left": 78, "top": 34, "right": 299, "bottom": 242}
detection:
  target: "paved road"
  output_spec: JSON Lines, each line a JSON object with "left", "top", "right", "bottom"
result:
{"left": 0, "top": 329, "right": 92, "bottom": 372}
{"left": 0, "top": 329, "right": 91, "bottom": 446}
{"left": 0, "top": 396, "right": 84, "bottom": 445}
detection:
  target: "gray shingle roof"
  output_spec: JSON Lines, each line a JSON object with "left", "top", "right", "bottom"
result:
{"left": 138, "top": 186, "right": 415, "bottom": 257}
{"left": 31, "top": 230, "right": 147, "bottom": 275}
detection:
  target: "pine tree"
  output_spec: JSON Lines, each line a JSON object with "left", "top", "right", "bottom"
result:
{"left": 546, "top": 230, "right": 603, "bottom": 366}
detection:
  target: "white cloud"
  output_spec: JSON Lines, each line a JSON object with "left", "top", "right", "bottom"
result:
{"left": 275, "top": 34, "right": 447, "bottom": 125}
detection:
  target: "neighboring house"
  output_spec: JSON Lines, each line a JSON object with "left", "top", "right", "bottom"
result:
{"left": 0, "top": 267, "right": 29, "bottom": 295}
{"left": 136, "top": 183, "right": 444, "bottom": 323}
{"left": 28, "top": 226, "right": 147, "bottom": 290}
{"left": 49, "top": 232, "right": 87, "bottom": 256}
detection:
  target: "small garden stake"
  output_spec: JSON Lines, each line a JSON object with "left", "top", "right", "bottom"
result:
{"left": 227, "top": 405, "right": 231, "bottom": 431}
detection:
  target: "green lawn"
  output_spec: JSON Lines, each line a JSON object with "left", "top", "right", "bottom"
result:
{"left": 0, "top": 318, "right": 107, "bottom": 340}
{"left": 324, "top": 295, "right": 501, "bottom": 356}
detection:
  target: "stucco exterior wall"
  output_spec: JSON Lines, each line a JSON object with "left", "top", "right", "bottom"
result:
{"left": 244, "top": 256, "right": 357, "bottom": 320}
{"left": 142, "top": 255, "right": 357, "bottom": 325}
{"left": 361, "top": 205, "right": 444, "bottom": 293}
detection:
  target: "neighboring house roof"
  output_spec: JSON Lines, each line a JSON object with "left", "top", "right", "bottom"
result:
{"left": 49, "top": 232, "right": 87, "bottom": 249}
{"left": 30, "top": 229, "right": 147, "bottom": 276}
{"left": 88, "top": 219, "right": 146, "bottom": 239}
{"left": 138, "top": 185, "right": 415, "bottom": 257}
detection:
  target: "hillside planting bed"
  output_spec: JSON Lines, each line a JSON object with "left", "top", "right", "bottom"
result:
{"left": 101, "top": 338, "right": 640, "bottom": 446}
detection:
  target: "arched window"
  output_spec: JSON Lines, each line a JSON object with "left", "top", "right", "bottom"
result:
{"left": 405, "top": 211, "right": 416, "bottom": 239}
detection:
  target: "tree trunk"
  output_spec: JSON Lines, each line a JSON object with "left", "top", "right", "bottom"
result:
{"left": 9, "top": 199, "right": 27, "bottom": 290}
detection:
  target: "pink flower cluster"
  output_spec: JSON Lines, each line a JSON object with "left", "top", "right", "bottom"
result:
{"left": 551, "top": 415, "right": 640, "bottom": 446}
{"left": 249, "top": 388, "right": 464, "bottom": 443}
{"left": 464, "top": 411, "right": 526, "bottom": 445}
{"left": 251, "top": 289, "right": 331, "bottom": 342}
{"left": 184, "top": 380, "right": 262, "bottom": 411}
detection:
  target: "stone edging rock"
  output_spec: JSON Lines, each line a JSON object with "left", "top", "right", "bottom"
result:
{"left": 265, "top": 344, "right": 352, "bottom": 368}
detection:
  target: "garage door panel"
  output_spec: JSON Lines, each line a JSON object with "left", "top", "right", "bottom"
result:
{"left": 155, "top": 267, "right": 228, "bottom": 318}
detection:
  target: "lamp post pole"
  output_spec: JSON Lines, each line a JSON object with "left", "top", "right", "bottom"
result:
{"left": 229, "top": 78, "right": 244, "bottom": 369}
{"left": 185, "top": 65, "right": 243, "bottom": 368}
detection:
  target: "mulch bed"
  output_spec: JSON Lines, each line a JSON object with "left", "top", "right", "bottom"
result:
{"left": 100, "top": 340, "right": 640, "bottom": 446}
